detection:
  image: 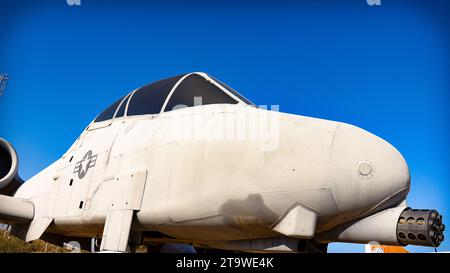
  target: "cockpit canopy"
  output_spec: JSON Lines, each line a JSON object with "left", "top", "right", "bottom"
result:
{"left": 94, "top": 72, "right": 253, "bottom": 123}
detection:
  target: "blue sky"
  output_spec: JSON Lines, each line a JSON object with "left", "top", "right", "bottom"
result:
{"left": 0, "top": 0, "right": 449, "bottom": 253}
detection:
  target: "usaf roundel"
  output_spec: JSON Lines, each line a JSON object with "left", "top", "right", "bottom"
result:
{"left": 73, "top": 150, "right": 98, "bottom": 179}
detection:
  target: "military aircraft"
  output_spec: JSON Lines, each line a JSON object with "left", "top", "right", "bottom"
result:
{"left": 0, "top": 72, "right": 445, "bottom": 252}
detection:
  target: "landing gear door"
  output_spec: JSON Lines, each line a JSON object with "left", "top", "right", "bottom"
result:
{"left": 100, "top": 170, "right": 148, "bottom": 252}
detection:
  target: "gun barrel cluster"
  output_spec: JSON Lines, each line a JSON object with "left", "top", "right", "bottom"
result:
{"left": 397, "top": 208, "right": 445, "bottom": 247}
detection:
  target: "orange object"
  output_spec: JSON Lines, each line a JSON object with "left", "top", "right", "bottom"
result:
{"left": 370, "top": 245, "right": 409, "bottom": 253}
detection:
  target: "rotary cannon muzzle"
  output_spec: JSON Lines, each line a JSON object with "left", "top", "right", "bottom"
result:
{"left": 397, "top": 208, "right": 445, "bottom": 247}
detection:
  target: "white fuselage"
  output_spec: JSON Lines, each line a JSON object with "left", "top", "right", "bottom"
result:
{"left": 13, "top": 103, "right": 410, "bottom": 246}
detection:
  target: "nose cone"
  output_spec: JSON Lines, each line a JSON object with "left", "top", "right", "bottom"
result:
{"left": 331, "top": 123, "right": 410, "bottom": 216}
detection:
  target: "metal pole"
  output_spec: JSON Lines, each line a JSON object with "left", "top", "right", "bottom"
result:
{"left": 0, "top": 73, "right": 8, "bottom": 96}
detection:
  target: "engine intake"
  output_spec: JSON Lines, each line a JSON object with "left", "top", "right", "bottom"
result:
{"left": 0, "top": 138, "right": 23, "bottom": 196}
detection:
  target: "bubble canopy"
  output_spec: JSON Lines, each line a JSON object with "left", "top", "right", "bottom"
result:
{"left": 94, "top": 73, "right": 253, "bottom": 123}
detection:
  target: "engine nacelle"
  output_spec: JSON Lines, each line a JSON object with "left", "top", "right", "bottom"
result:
{"left": 0, "top": 138, "right": 23, "bottom": 196}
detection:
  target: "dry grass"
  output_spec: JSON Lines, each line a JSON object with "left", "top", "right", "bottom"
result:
{"left": 0, "top": 230, "right": 71, "bottom": 253}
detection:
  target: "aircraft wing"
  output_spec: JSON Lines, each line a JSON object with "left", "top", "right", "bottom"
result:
{"left": 0, "top": 195, "right": 34, "bottom": 225}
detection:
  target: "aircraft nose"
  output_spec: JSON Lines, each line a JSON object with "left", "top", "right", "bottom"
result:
{"left": 331, "top": 123, "right": 410, "bottom": 214}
